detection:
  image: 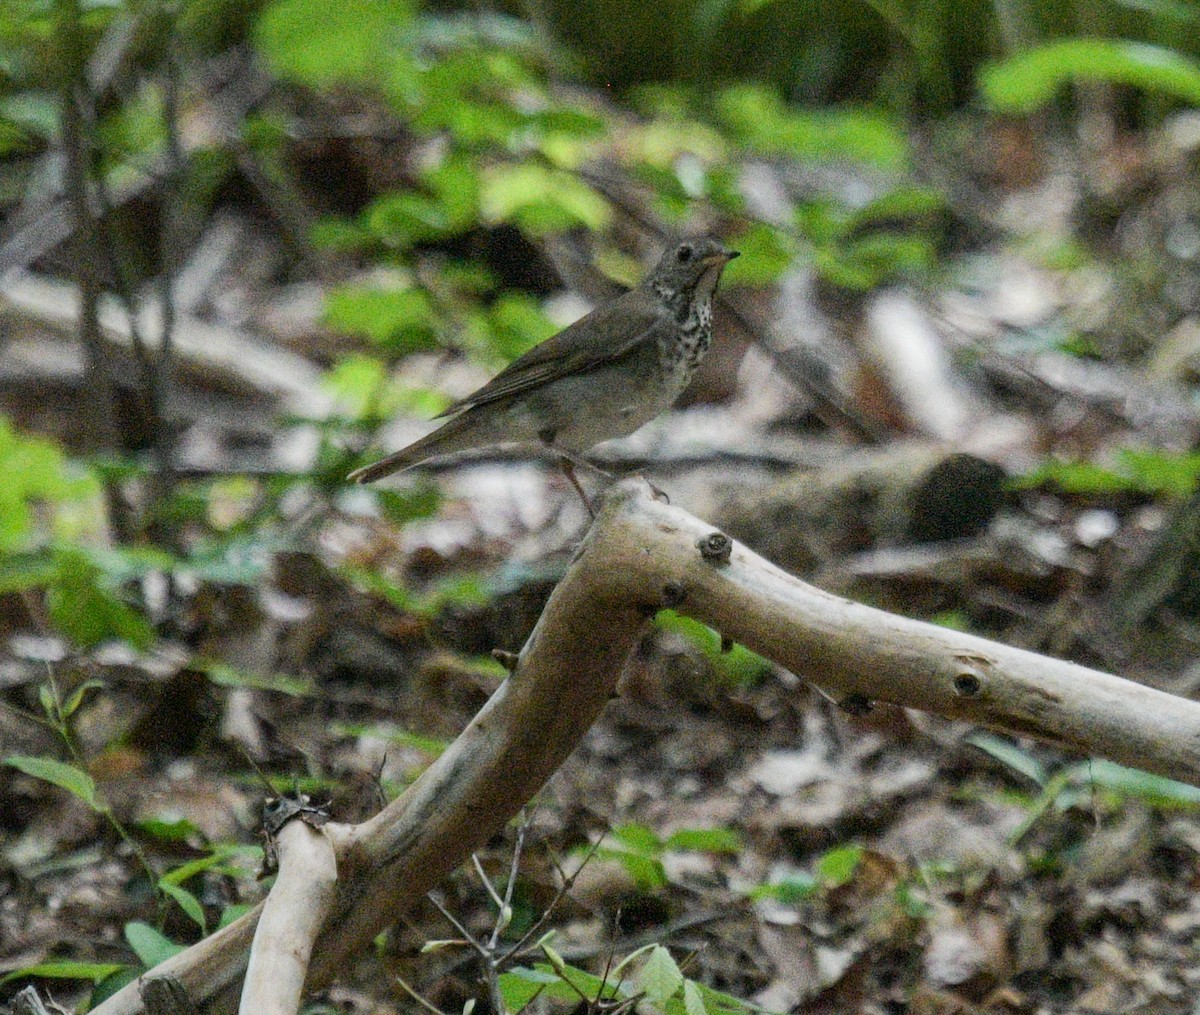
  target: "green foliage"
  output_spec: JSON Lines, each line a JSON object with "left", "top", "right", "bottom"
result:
{"left": 0, "top": 960, "right": 126, "bottom": 987}
{"left": 124, "top": 921, "right": 187, "bottom": 968}
{"left": 591, "top": 821, "right": 742, "bottom": 890}
{"left": 3, "top": 754, "right": 102, "bottom": 811}
{"left": 324, "top": 283, "right": 440, "bottom": 353}
{"left": 0, "top": 423, "right": 173, "bottom": 647}
{"left": 1014, "top": 447, "right": 1200, "bottom": 497}
{"left": 197, "top": 659, "right": 315, "bottom": 697}
{"left": 44, "top": 546, "right": 158, "bottom": 649}
{"left": 793, "top": 185, "right": 945, "bottom": 291}
{"left": 500, "top": 941, "right": 752, "bottom": 1015}
{"left": 655, "top": 610, "right": 773, "bottom": 687}
{"left": 0, "top": 417, "right": 98, "bottom": 551}
{"left": 716, "top": 85, "right": 912, "bottom": 170}
{"left": 339, "top": 561, "right": 491, "bottom": 617}
{"left": 255, "top": 0, "right": 415, "bottom": 87}
{"left": 480, "top": 163, "right": 611, "bottom": 235}
{"left": 969, "top": 732, "right": 1200, "bottom": 846}
{"left": 981, "top": 39, "right": 1200, "bottom": 114}
{"left": 749, "top": 843, "right": 864, "bottom": 903}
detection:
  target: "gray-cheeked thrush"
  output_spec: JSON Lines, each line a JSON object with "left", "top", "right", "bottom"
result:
{"left": 348, "top": 236, "right": 739, "bottom": 506}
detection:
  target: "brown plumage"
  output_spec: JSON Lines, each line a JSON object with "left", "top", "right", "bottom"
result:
{"left": 348, "top": 236, "right": 738, "bottom": 486}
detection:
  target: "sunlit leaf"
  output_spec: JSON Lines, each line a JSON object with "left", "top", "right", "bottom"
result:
{"left": 255, "top": 0, "right": 414, "bottom": 86}
{"left": 639, "top": 945, "right": 684, "bottom": 1005}
{"left": 664, "top": 827, "right": 742, "bottom": 854}
{"left": 159, "top": 882, "right": 207, "bottom": 933}
{"left": 323, "top": 285, "right": 439, "bottom": 352}
{"left": 683, "top": 979, "right": 708, "bottom": 1015}
{"left": 4, "top": 755, "right": 101, "bottom": 811}
{"left": 716, "top": 85, "right": 910, "bottom": 169}
{"left": 123, "top": 922, "right": 185, "bottom": 969}
{"left": 981, "top": 39, "right": 1200, "bottom": 114}
{"left": 816, "top": 844, "right": 863, "bottom": 886}
{"left": 0, "top": 961, "right": 125, "bottom": 986}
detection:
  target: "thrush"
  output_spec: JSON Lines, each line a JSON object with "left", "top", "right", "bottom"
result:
{"left": 347, "top": 236, "right": 739, "bottom": 507}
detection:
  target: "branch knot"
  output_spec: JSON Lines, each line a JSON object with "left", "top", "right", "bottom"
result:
{"left": 697, "top": 531, "right": 733, "bottom": 564}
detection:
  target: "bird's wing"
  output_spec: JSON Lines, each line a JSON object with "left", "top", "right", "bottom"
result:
{"left": 435, "top": 288, "right": 667, "bottom": 417}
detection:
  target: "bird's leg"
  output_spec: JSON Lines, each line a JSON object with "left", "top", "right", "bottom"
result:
{"left": 557, "top": 456, "right": 595, "bottom": 519}
{"left": 539, "top": 429, "right": 601, "bottom": 517}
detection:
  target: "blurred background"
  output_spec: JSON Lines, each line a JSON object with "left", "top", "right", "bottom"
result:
{"left": 6, "top": 0, "right": 1200, "bottom": 1011}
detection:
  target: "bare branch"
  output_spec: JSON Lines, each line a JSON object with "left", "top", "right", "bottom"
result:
{"left": 88, "top": 480, "right": 1200, "bottom": 1015}
{"left": 238, "top": 819, "right": 337, "bottom": 1015}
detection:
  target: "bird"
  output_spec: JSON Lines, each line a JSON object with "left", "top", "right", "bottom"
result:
{"left": 347, "top": 235, "right": 739, "bottom": 510}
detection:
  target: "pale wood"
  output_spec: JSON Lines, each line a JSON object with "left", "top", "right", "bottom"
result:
{"left": 238, "top": 820, "right": 338, "bottom": 1015}
{"left": 88, "top": 479, "right": 1200, "bottom": 1015}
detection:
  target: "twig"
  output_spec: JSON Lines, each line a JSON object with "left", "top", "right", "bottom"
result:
{"left": 394, "top": 974, "right": 452, "bottom": 1015}
{"left": 57, "top": 0, "right": 130, "bottom": 540}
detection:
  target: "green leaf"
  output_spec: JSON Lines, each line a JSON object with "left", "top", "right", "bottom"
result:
{"left": 0, "top": 961, "right": 126, "bottom": 986}
{"left": 500, "top": 963, "right": 624, "bottom": 1013}
{"left": 848, "top": 185, "right": 945, "bottom": 228}
{"left": 597, "top": 850, "right": 667, "bottom": 890}
{"left": 966, "top": 732, "right": 1048, "bottom": 787}
{"left": 61, "top": 679, "right": 105, "bottom": 720}
{"left": 323, "top": 285, "right": 439, "bottom": 352}
{"left": 639, "top": 945, "right": 684, "bottom": 1004}
{"left": 159, "top": 882, "right": 206, "bottom": 933}
{"left": 89, "top": 966, "right": 142, "bottom": 1006}
{"left": 720, "top": 223, "right": 794, "bottom": 287}
{"left": 816, "top": 844, "right": 863, "bottom": 887}
{"left": 4, "top": 755, "right": 101, "bottom": 811}
{"left": 0, "top": 550, "right": 60, "bottom": 594}
{"left": 748, "top": 873, "right": 818, "bottom": 904}
{"left": 255, "top": 0, "right": 414, "bottom": 86}
{"left": 664, "top": 827, "right": 742, "bottom": 854}
{"left": 124, "top": 922, "right": 185, "bottom": 969}
{"left": 45, "top": 546, "right": 156, "bottom": 650}
{"left": 196, "top": 660, "right": 313, "bottom": 698}
{"left": 219, "top": 903, "right": 254, "bottom": 929}
{"left": 1014, "top": 448, "right": 1200, "bottom": 497}
{"left": 980, "top": 39, "right": 1200, "bottom": 114}
{"left": 611, "top": 822, "right": 663, "bottom": 855}
{"left": 485, "top": 294, "right": 560, "bottom": 360}
{"left": 375, "top": 483, "right": 442, "bottom": 527}
{"left": 0, "top": 418, "right": 97, "bottom": 552}
{"left": 499, "top": 966, "right": 560, "bottom": 1014}
{"left": 683, "top": 979, "right": 708, "bottom": 1015}
{"left": 686, "top": 981, "right": 754, "bottom": 1015}
{"left": 716, "top": 85, "right": 910, "bottom": 169}
{"left": 158, "top": 845, "right": 262, "bottom": 887}
{"left": 1086, "top": 760, "right": 1200, "bottom": 808}
{"left": 134, "top": 817, "right": 203, "bottom": 843}
{"left": 654, "top": 611, "right": 772, "bottom": 687}
{"left": 480, "top": 164, "right": 611, "bottom": 235}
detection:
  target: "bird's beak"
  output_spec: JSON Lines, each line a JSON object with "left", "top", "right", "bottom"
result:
{"left": 703, "top": 248, "right": 740, "bottom": 266}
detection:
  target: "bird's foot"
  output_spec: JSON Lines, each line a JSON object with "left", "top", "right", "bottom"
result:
{"left": 557, "top": 456, "right": 596, "bottom": 519}
{"left": 628, "top": 472, "right": 669, "bottom": 503}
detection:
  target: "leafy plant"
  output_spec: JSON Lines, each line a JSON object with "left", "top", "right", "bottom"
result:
{"left": 981, "top": 38, "right": 1200, "bottom": 114}
{"left": 590, "top": 821, "right": 742, "bottom": 891}
{"left": 749, "top": 843, "right": 865, "bottom": 903}
{"left": 968, "top": 732, "right": 1200, "bottom": 845}
{"left": 655, "top": 610, "right": 773, "bottom": 687}
{"left": 1014, "top": 447, "right": 1200, "bottom": 497}
{"left": 500, "top": 941, "right": 752, "bottom": 1015}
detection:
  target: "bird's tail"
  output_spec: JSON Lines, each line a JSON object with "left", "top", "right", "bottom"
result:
{"left": 347, "top": 411, "right": 496, "bottom": 484}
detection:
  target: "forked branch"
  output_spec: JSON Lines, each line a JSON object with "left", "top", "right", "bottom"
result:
{"left": 90, "top": 479, "right": 1200, "bottom": 1015}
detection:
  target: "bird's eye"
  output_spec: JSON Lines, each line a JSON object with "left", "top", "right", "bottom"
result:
{"left": 676, "top": 245, "right": 693, "bottom": 263}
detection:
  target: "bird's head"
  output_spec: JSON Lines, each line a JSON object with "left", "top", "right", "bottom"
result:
{"left": 645, "top": 236, "right": 739, "bottom": 313}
